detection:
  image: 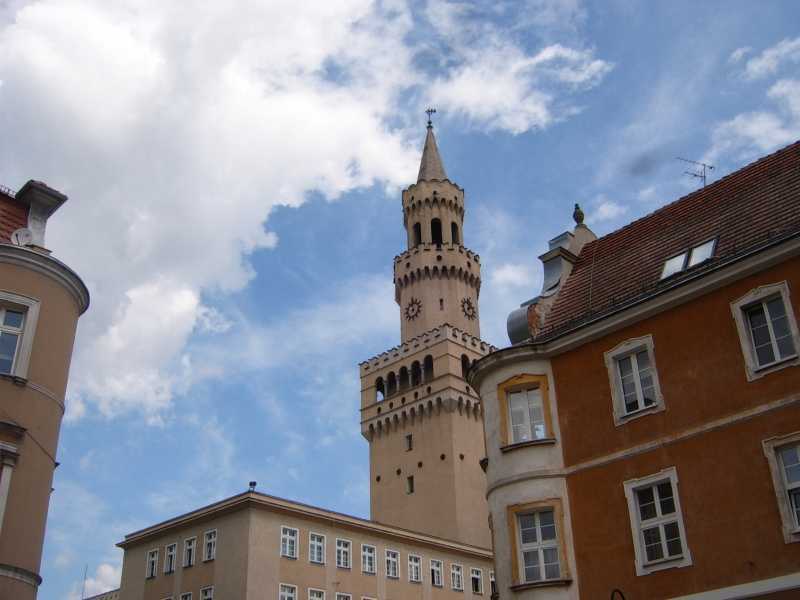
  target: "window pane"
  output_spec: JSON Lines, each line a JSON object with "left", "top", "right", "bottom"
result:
{"left": 539, "top": 510, "right": 556, "bottom": 541}
{"left": 618, "top": 356, "right": 639, "bottom": 412}
{"left": 636, "top": 487, "right": 657, "bottom": 521}
{"left": 663, "top": 522, "right": 682, "bottom": 557}
{"left": 661, "top": 253, "right": 687, "bottom": 278}
{"left": 790, "top": 489, "right": 800, "bottom": 526}
{"left": 526, "top": 389, "right": 546, "bottom": 439}
{"left": 3, "top": 310, "right": 23, "bottom": 329}
{"left": 636, "top": 351, "right": 656, "bottom": 406}
{"left": 767, "top": 298, "right": 797, "bottom": 359}
{"left": 747, "top": 305, "right": 776, "bottom": 365}
{"left": 642, "top": 526, "right": 663, "bottom": 562}
{"left": 780, "top": 445, "right": 800, "bottom": 483}
{"left": 657, "top": 482, "right": 675, "bottom": 515}
{"left": 509, "top": 392, "right": 531, "bottom": 443}
{"left": 542, "top": 547, "right": 560, "bottom": 579}
{"left": 0, "top": 332, "right": 18, "bottom": 373}
{"left": 688, "top": 239, "right": 715, "bottom": 266}
{"left": 522, "top": 550, "right": 541, "bottom": 582}
{"left": 519, "top": 514, "right": 537, "bottom": 544}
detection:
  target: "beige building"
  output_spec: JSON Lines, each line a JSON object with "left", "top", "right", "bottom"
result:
{"left": 0, "top": 181, "right": 90, "bottom": 599}
{"left": 116, "top": 122, "right": 496, "bottom": 600}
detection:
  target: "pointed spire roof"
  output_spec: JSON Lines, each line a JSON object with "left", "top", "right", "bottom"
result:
{"left": 417, "top": 124, "right": 448, "bottom": 182}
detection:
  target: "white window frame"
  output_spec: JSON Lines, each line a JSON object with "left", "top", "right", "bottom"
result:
{"left": 279, "top": 584, "right": 297, "bottom": 600}
{"left": 336, "top": 538, "right": 352, "bottom": 569}
{"left": 515, "top": 508, "right": 562, "bottom": 584}
{"left": 385, "top": 549, "right": 399, "bottom": 579}
{"left": 623, "top": 466, "right": 692, "bottom": 576}
{"left": 164, "top": 543, "right": 177, "bottom": 574}
{"left": 180, "top": 594, "right": 192, "bottom": 600}
{"left": 470, "top": 568, "right": 483, "bottom": 594}
{"left": 0, "top": 291, "right": 40, "bottom": 380}
{"left": 335, "top": 594, "right": 352, "bottom": 600}
{"left": 763, "top": 430, "right": 800, "bottom": 544}
{"left": 361, "top": 543, "right": 376, "bottom": 574}
{"left": 309, "top": 532, "right": 326, "bottom": 564}
{"left": 604, "top": 335, "right": 664, "bottom": 426}
{"left": 203, "top": 529, "right": 216, "bottom": 561}
{"left": 308, "top": 588, "right": 325, "bottom": 600}
{"left": 146, "top": 548, "right": 158, "bottom": 578}
{"left": 183, "top": 537, "right": 196, "bottom": 567}
{"left": 451, "top": 563, "right": 464, "bottom": 591}
{"left": 506, "top": 387, "right": 547, "bottom": 444}
{"left": 200, "top": 587, "right": 213, "bottom": 600}
{"left": 281, "top": 526, "right": 299, "bottom": 559}
{"left": 731, "top": 281, "right": 800, "bottom": 381}
{"left": 430, "top": 559, "right": 443, "bottom": 587}
{"left": 408, "top": 554, "right": 422, "bottom": 583}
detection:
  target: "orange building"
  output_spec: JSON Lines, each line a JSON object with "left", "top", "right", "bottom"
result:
{"left": 471, "top": 142, "right": 800, "bottom": 599}
{"left": 0, "top": 181, "right": 89, "bottom": 599}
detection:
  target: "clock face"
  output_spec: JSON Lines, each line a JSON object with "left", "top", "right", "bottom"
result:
{"left": 405, "top": 297, "right": 422, "bottom": 321}
{"left": 461, "top": 297, "right": 477, "bottom": 320}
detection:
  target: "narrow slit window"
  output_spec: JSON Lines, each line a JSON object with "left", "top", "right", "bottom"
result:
{"left": 406, "top": 475, "right": 415, "bottom": 494}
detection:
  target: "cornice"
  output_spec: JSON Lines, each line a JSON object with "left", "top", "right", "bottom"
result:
{"left": 0, "top": 244, "right": 89, "bottom": 314}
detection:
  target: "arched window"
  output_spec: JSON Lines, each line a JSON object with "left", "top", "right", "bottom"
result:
{"left": 375, "top": 377, "right": 385, "bottom": 402}
{"left": 431, "top": 219, "right": 443, "bottom": 246}
{"left": 399, "top": 366, "right": 410, "bottom": 390}
{"left": 423, "top": 355, "right": 434, "bottom": 382}
{"left": 410, "top": 361, "right": 422, "bottom": 386}
{"left": 451, "top": 222, "right": 460, "bottom": 245}
{"left": 387, "top": 372, "right": 397, "bottom": 396}
{"left": 413, "top": 222, "right": 422, "bottom": 246}
{"left": 461, "top": 354, "right": 471, "bottom": 379}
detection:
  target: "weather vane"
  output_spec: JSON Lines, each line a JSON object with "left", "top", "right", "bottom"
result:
{"left": 425, "top": 107, "right": 437, "bottom": 127}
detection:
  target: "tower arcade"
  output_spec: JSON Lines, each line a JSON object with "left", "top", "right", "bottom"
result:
{"left": 359, "top": 122, "right": 494, "bottom": 549}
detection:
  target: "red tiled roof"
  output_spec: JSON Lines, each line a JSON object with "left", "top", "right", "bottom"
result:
{"left": 0, "top": 188, "right": 28, "bottom": 243}
{"left": 537, "top": 140, "right": 800, "bottom": 339}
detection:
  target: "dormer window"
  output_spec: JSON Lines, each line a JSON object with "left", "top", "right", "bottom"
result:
{"left": 660, "top": 239, "right": 716, "bottom": 279}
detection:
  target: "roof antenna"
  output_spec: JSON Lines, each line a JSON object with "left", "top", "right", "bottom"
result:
{"left": 425, "top": 107, "right": 436, "bottom": 128}
{"left": 676, "top": 157, "right": 714, "bottom": 187}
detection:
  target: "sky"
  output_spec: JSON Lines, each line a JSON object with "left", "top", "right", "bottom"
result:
{"left": 0, "top": 0, "right": 799, "bottom": 597}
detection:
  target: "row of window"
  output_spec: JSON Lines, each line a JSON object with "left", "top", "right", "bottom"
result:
{"left": 503, "top": 281, "right": 800, "bottom": 446}
{"left": 280, "top": 527, "right": 491, "bottom": 592}
{"left": 146, "top": 530, "right": 216, "bottom": 579}
{"left": 409, "top": 219, "right": 460, "bottom": 248}
{"left": 512, "top": 440, "right": 800, "bottom": 584}
{"left": 159, "top": 588, "right": 213, "bottom": 600}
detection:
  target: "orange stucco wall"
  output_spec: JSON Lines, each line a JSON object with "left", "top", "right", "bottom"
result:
{"left": 552, "top": 256, "right": 800, "bottom": 598}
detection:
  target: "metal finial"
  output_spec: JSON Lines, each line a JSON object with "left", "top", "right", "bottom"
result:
{"left": 248, "top": 481, "right": 257, "bottom": 492}
{"left": 573, "top": 203, "right": 585, "bottom": 225}
{"left": 425, "top": 107, "right": 437, "bottom": 128}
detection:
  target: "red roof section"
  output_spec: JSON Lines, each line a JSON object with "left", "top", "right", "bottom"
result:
{"left": 538, "top": 140, "right": 800, "bottom": 339}
{"left": 0, "top": 187, "right": 28, "bottom": 243}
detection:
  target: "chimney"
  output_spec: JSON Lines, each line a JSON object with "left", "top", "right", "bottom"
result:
{"left": 15, "top": 180, "right": 68, "bottom": 251}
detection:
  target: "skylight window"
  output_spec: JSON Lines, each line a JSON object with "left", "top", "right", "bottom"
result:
{"left": 660, "top": 239, "right": 716, "bottom": 279}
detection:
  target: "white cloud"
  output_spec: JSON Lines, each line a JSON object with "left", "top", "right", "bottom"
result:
{"left": 68, "top": 563, "right": 121, "bottom": 600}
{"left": 728, "top": 46, "right": 751, "bottom": 64}
{"left": 637, "top": 185, "right": 657, "bottom": 202}
{"left": 588, "top": 196, "right": 627, "bottom": 223}
{"left": 743, "top": 37, "right": 800, "bottom": 80}
{"left": 0, "top": 0, "right": 609, "bottom": 423}
{"left": 490, "top": 263, "right": 536, "bottom": 289}
{"left": 706, "top": 78, "right": 800, "bottom": 164}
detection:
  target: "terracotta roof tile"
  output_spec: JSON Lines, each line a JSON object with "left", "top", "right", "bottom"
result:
{"left": 0, "top": 188, "right": 28, "bottom": 243}
{"left": 536, "top": 140, "right": 800, "bottom": 339}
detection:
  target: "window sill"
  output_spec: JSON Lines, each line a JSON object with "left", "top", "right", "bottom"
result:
{"left": 362, "top": 571, "right": 375, "bottom": 576}
{"left": 500, "top": 438, "right": 556, "bottom": 453}
{"left": 183, "top": 563, "right": 194, "bottom": 569}
{"left": 614, "top": 402, "right": 664, "bottom": 427}
{"left": 311, "top": 561, "right": 325, "bottom": 566}
{"left": 0, "top": 373, "right": 27, "bottom": 386}
{"left": 202, "top": 558, "right": 214, "bottom": 563}
{"left": 281, "top": 555, "right": 297, "bottom": 560}
{"left": 509, "top": 578, "right": 571, "bottom": 592}
{"left": 337, "top": 566, "right": 351, "bottom": 570}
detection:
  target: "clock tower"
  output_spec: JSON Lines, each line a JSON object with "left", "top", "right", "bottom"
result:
{"left": 359, "top": 120, "right": 494, "bottom": 549}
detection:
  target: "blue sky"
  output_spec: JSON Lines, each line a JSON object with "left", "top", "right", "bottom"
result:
{"left": 0, "top": 0, "right": 799, "bottom": 597}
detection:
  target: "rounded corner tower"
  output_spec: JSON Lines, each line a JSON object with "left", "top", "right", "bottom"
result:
{"left": 359, "top": 122, "right": 494, "bottom": 549}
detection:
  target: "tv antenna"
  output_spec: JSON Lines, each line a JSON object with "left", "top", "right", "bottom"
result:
{"left": 425, "top": 107, "right": 436, "bottom": 127}
{"left": 677, "top": 157, "right": 714, "bottom": 187}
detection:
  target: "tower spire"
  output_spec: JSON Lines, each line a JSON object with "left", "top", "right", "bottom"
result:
{"left": 417, "top": 110, "right": 447, "bottom": 183}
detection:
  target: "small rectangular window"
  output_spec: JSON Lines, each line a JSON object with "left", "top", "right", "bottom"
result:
{"left": 687, "top": 239, "right": 715, "bottom": 267}
{"left": 203, "top": 530, "right": 216, "bottom": 561}
{"left": 405, "top": 434, "right": 413, "bottom": 451}
{"left": 517, "top": 510, "right": 560, "bottom": 583}
{"left": 310, "top": 533, "right": 325, "bottom": 564}
{"left": 470, "top": 568, "right": 483, "bottom": 594}
{"left": 183, "top": 538, "right": 196, "bottom": 567}
{"left": 385, "top": 549, "right": 399, "bottom": 578}
{"left": 451, "top": 564, "right": 464, "bottom": 590}
{"left": 0, "top": 307, "right": 25, "bottom": 375}
{"left": 336, "top": 539, "right": 351, "bottom": 569}
{"left": 281, "top": 527, "right": 298, "bottom": 559}
{"left": 746, "top": 296, "right": 797, "bottom": 368}
{"left": 309, "top": 589, "right": 325, "bottom": 600}
{"left": 616, "top": 350, "right": 656, "bottom": 415}
{"left": 146, "top": 549, "right": 158, "bottom": 579}
{"left": 164, "top": 543, "right": 176, "bottom": 574}
{"left": 406, "top": 476, "right": 415, "bottom": 494}
{"left": 779, "top": 444, "right": 800, "bottom": 528}
{"left": 408, "top": 555, "right": 421, "bottom": 582}
{"left": 335, "top": 594, "right": 351, "bottom": 600}
{"left": 430, "top": 559, "right": 443, "bottom": 587}
{"left": 279, "top": 584, "right": 297, "bottom": 600}
{"left": 200, "top": 587, "right": 213, "bottom": 600}
{"left": 508, "top": 388, "right": 546, "bottom": 443}
{"left": 361, "top": 544, "right": 376, "bottom": 574}
{"left": 180, "top": 594, "right": 192, "bottom": 600}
